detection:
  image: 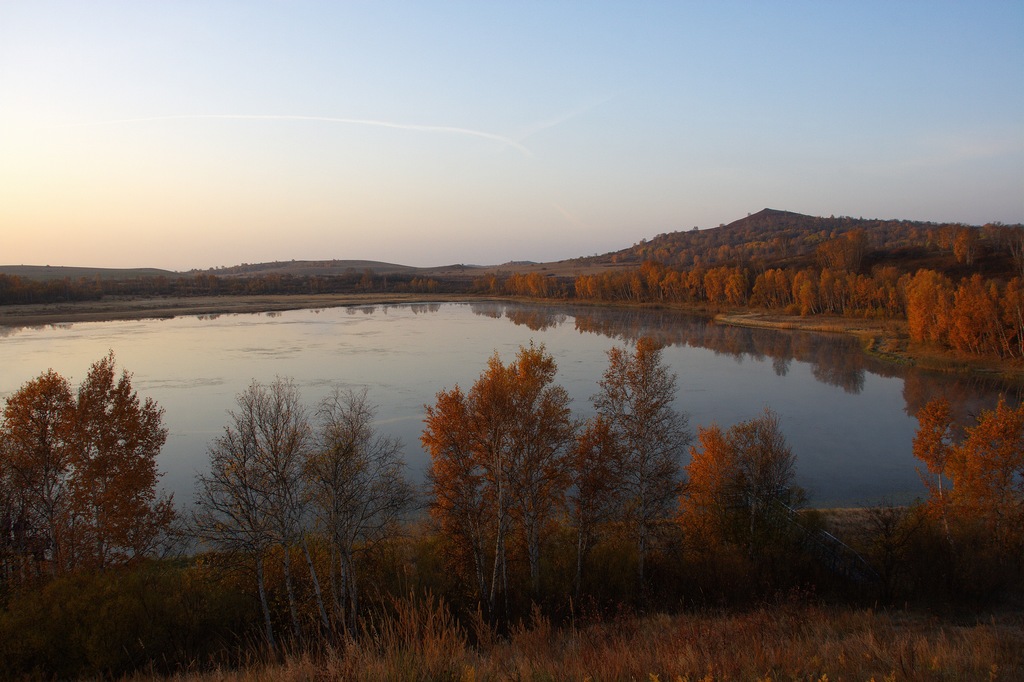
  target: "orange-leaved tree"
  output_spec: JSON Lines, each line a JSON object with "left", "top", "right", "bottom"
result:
{"left": 913, "top": 396, "right": 1024, "bottom": 553}
{"left": 69, "top": 352, "right": 174, "bottom": 570}
{"left": 680, "top": 408, "right": 801, "bottom": 557}
{"left": 0, "top": 369, "right": 75, "bottom": 580}
{"left": 0, "top": 353, "right": 174, "bottom": 586}
{"left": 423, "top": 342, "right": 574, "bottom": 615}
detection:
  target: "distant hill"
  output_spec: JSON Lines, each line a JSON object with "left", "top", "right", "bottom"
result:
{"left": 194, "top": 260, "right": 432, "bottom": 278}
{"left": 570, "top": 208, "right": 1019, "bottom": 279}
{"left": 6, "top": 210, "right": 1019, "bottom": 284}
{"left": 0, "top": 265, "right": 178, "bottom": 282}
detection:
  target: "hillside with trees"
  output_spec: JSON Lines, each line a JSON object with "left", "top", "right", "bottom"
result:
{"left": 3, "top": 209, "right": 1024, "bottom": 368}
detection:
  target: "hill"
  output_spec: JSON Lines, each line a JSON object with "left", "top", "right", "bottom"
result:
{"left": 195, "top": 259, "right": 429, "bottom": 278}
{"left": 4, "top": 209, "right": 1021, "bottom": 290}
{"left": 0, "top": 265, "right": 177, "bottom": 282}
{"left": 571, "top": 208, "right": 1021, "bottom": 280}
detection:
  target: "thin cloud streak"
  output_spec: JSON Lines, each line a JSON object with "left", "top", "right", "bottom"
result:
{"left": 40, "top": 114, "right": 534, "bottom": 157}
{"left": 515, "top": 95, "right": 616, "bottom": 143}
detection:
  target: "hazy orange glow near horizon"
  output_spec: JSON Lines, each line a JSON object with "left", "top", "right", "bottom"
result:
{"left": 2, "top": 2, "right": 1022, "bottom": 271}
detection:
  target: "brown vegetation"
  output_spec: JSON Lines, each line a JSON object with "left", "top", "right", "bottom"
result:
{"left": 4, "top": 209, "right": 1024, "bottom": 678}
{"left": 4, "top": 209, "right": 1024, "bottom": 370}
{"left": 136, "top": 597, "right": 1023, "bottom": 681}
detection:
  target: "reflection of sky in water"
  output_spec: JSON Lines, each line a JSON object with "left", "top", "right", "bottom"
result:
{"left": 2, "top": 303, "right": 1019, "bottom": 509}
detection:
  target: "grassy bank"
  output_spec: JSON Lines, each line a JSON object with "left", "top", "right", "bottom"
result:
{"left": 714, "top": 311, "right": 1024, "bottom": 379}
{"left": 131, "top": 598, "right": 1023, "bottom": 681}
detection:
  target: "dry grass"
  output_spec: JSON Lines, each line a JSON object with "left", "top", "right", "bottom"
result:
{"left": 133, "top": 598, "right": 1023, "bottom": 682}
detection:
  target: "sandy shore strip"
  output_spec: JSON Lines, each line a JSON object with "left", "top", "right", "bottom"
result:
{"left": 0, "top": 293, "right": 482, "bottom": 328}
{"left": 713, "top": 311, "right": 894, "bottom": 338}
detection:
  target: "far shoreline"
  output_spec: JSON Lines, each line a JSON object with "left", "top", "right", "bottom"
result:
{"left": 0, "top": 293, "right": 483, "bottom": 328}
{"left": 3, "top": 294, "right": 1022, "bottom": 381}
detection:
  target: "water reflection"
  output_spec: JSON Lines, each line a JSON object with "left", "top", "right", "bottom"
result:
{"left": 1, "top": 301, "right": 1020, "bottom": 509}
{"left": 472, "top": 301, "right": 1023, "bottom": 412}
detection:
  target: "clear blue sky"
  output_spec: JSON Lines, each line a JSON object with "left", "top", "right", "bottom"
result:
{"left": 2, "top": 1, "right": 1022, "bottom": 270}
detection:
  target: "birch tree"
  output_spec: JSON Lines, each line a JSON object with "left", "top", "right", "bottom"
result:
{"left": 424, "top": 343, "right": 573, "bottom": 615}
{"left": 70, "top": 353, "right": 174, "bottom": 570}
{"left": 593, "top": 337, "right": 690, "bottom": 588}
{"left": 308, "top": 386, "right": 413, "bottom": 633}
{"left": 194, "top": 378, "right": 327, "bottom": 648}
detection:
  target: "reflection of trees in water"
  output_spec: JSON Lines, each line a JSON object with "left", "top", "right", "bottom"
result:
{"left": 504, "top": 308, "right": 567, "bottom": 331}
{"left": 901, "top": 371, "right": 1024, "bottom": 436}
{"left": 556, "top": 305, "right": 872, "bottom": 395}
{"left": 772, "top": 356, "right": 791, "bottom": 377}
{"left": 469, "top": 302, "right": 504, "bottom": 319}
{"left": 811, "top": 362, "right": 865, "bottom": 394}
{"left": 401, "top": 301, "right": 1023, "bottom": 422}
{"left": 376, "top": 303, "right": 441, "bottom": 315}
{"left": 470, "top": 302, "right": 566, "bottom": 331}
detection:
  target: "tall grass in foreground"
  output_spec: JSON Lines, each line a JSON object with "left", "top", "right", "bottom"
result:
{"left": 134, "top": 594, "right": 1022, "bottom": 681}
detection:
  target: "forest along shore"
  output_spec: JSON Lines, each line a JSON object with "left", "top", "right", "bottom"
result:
{"left": 716, "top": 310, "right": 1024, "bottom": 379}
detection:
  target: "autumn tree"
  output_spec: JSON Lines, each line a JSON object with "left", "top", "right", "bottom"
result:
{"left": 67, "top": 353, "right": 174, "bottom": 570}
{"left": 816, "top": 229, "right": 868, "bottom": 272}
{"left": 680, "top": 408, "right": 802, "bottom": 557}
{"left": 423, "top": 385, "right": 490, "bottom": 604}
{"left": 194, "top": 378, "right": 329, "bottom": 647}
{"left": 677, "top": 424, "right": 738, "bottom": 550}
{"left": 505, "top": 345, "right": 575, "bottom": 595}
{"left": 0, "top": 370, "right": 75, "bottom": 582}
{"left": 946, "top": 398, "right": 1024, "bottom": 550}
{"left": 423, "top": 343, "right": 574, "bottom": 614}
{"left": 567, "top": 416, "right": 621, "bottom": 598}
{"left": 952, "top": 226, "right": 980, "bottom": 265}
{"left": 593, "top": 337, "right": 690, "bottom": 588}
{"left": 911, "top": 397, "right": 955, "bottom": 530}
{"left": 947, "top": 275, "right": 1003, "bottom": 356}
{"left": 914, "top": 396, "right": 1024, "bottom": 556}
{"left": 0, "top": 355, "right": 174, "bottom": 586}
{"left": 308, "top": 386, "right": 413, "bottom": 633}
{"left": 903, "top": 269, "right": 954, "bottom": 344}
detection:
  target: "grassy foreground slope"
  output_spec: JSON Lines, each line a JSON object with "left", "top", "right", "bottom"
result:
{"left": 138, "top": 598, "right": 1023, "bottom": 681}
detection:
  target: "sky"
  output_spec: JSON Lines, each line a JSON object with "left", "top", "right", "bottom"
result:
{"left": 1, "top": 2, "right": 1022, "bottom": 271}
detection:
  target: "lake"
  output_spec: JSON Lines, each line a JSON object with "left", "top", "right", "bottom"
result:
{"left": 1, "top": 301, "right": 1018, "bottom": 509}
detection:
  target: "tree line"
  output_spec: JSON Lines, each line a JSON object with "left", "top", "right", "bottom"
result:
{"left": 6, "top": 213, "right": 1024, "bottom": 361}
{"left": 1, "top": 349, "right": 1022, "bottom": 677}
{"left": 483, "top": 228, "right": 1024, "bottom": 360}
{"left": 0, "top": 269, "right": 449, "bottom": 306}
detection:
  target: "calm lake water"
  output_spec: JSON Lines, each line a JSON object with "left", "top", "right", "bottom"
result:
{"left": 1, "top": 302, "right": 1019, "bottom": 508}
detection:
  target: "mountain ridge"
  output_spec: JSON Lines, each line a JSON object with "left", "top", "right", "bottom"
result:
{"left": 4, "top": 209, "right": 1017, "bottom": 281}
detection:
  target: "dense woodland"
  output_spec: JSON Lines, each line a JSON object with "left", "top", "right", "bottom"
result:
{"left": 4, "top": 209, "right": 1024, "bottom": 362}
{"left": 0, "top": 343, "right": 1022, "bottom": 679}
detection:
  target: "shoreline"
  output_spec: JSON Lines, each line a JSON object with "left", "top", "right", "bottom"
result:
{"left": 3, "top": 295, "right": 1021, "bottom": 380}
{"left": 0, "top": 293, "right": 480, "bottom": 328}
{"left": 715, "top": 310, "right": 1024, "bottom": 380}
